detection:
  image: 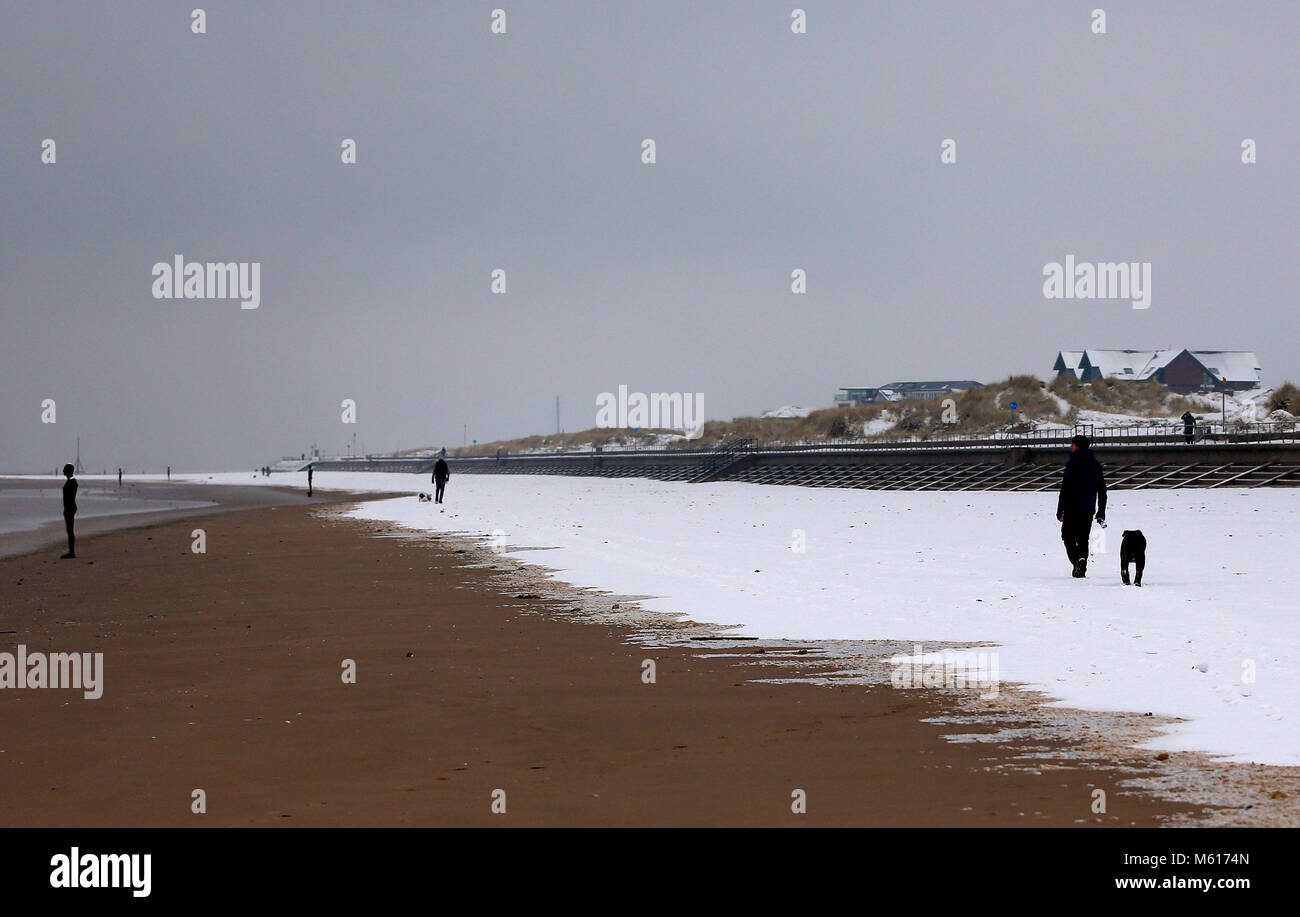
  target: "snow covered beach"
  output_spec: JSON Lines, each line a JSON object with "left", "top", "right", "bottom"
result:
{"left": 186, "top": 471, "right": 1298, "bottom": 766}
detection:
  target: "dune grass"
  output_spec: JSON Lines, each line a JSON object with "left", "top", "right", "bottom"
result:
{"left": 1267, "top": 382, "right": 1300, "bottom": 415}
{"left": 411, "top": 375, "right": 1257, "bottom": 456}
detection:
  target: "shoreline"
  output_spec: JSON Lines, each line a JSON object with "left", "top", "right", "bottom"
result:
{"left": 0, "top": 477, "right": 392, "bottom": 561}
{"left": 0, "top": 495, "right": 1236, "bottom": 827}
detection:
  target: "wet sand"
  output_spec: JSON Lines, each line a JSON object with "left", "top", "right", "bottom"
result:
{"left": 0, "top": 498, "right": 1206, "bottom": 827}
{"left": 0, "top": 477, "right": 388, "bottom": 560}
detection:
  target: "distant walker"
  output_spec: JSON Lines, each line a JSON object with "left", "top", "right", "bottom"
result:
{"left": 61, "top": 463, "right": 77, "bottom": 559}
{"left": 432, "top": 456, "right": 449, "bottom": 504}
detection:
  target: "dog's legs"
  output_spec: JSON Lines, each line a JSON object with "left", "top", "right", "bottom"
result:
{"left": 1120, "top": 552, "right": 1130, "bottom": 585}
{"left": 1134, "top": 555, "right": 1144, "bottom": 587}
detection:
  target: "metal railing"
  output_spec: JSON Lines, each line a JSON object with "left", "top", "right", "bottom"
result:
{"left": 687, "top": 436, "right": 756, "bottom": 482}
{"left": 291, "top": 421, "right": 1300, "bottom": 474}
{"left": 439, "top": 421, "right": 1300, "bottom": 461}
{"left": 757, "top": 420, "right": 1298, "bottom": 450}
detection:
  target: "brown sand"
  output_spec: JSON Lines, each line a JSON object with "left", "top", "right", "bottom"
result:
{"left": 0, "top": 500, "right": 1204, "bottom": 827}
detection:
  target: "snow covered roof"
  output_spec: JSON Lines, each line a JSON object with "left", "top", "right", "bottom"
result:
{"left": 1079, "top": 349, "right": 1179, "bottom": 380}
{"left": 762, "top": 404, "right": 811, "bottom": 419}
{"left": 1060, "top": 348, "right": 1263, "bottom": 387}
{"left": 1186, "top": 351, "right": 1262, "bottom": 385}
{"left": 1053, "top": 351, "right": 1084, "bottom": 374}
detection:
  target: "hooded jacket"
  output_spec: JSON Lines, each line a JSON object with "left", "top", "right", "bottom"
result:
{"left": 1057, "top": 447, "right": 1107, "bottom": 518}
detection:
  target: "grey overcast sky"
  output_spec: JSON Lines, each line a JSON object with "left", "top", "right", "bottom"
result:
{"left": 1, "top": 1, "right": 1296, "bottom": 472}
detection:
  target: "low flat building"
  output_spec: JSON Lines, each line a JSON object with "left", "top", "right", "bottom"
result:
{"left": 833, "top": 387, "right": 881, "bottom": 407}
{"left": 877, "top": 380, "right": 983, "bottom": 401}
{"left": 835, "top": 381, "right": 982, "bottom": 406}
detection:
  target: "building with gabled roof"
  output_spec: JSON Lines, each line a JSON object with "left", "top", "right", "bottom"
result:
{"left": 1077, "top": 349, "right": 1181, "bottom": 382}
{"left": 1162, "top": 350, "right": 1262, "bottom": 393}
{"left": 1053, "top": 348, "right": 1262, "bottom": 393}
{"left": 1052, "top": 351, "right": 1086, "bottom": 379}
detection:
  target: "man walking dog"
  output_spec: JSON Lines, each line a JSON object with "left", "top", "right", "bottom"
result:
{"left": 1057, "top": 434, "right": 1107, "bottom": 578}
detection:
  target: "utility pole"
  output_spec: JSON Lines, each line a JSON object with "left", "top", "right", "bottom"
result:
{"left": 555, "top": 395, "right": 560, "bottom": 435}
{"left": 74, "top": 437, "right": 84, "bottom": 474}
{"left": 463, "top": 424, "right": 467, "bottom": 447}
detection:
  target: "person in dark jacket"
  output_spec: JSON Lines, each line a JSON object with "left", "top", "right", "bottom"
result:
{"left": 1056, "top": 434, "right": 1107, "bottom": 578}
{"left": 307, "top": 464, "right": 313, "bottom": 497}
{"left": 1181, "top": 410, "right": 1196, "bottom": 444}
{"left": 61, "top": 463, "right": 77, "bottom": 559}
{"left": 432, "top": 457, "right": 449, "bottom": 504}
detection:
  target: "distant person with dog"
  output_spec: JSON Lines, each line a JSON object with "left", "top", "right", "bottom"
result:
{"left": 1181, "top": 410, "right": 1196, "bottom": 444}
{"left": 1056, "top": 434, "right": 1107, "bottom": 578}
{"left": 432, "top": 456, "right": 449, "bottom": 504}
{"left": 61, "top": 463, "right": 77, "bottom": 559}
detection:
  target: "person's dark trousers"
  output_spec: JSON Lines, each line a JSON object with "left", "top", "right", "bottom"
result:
{"left": 1060, "top": 512, "right": 1093, "bottom": 566}
{"left": 435, "top": 480, "right": 446, "bottom": 503}
{"left": 63, "top": 511, "right": 75, "bottom": 556}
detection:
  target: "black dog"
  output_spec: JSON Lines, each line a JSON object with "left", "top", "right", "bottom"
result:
{"left": 1120, "top": 530, "right": 1146, "bottom": 586}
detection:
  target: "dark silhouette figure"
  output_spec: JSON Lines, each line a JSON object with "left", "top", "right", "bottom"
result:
{"left": 307, "top": 465, "right": 314, "bottom": 497}
{"left": 61, "top": 463, "right": 77, "bottom": 558}
{"left": 432, "top": 458, "right": 449, "bottom": 504}
{"left": 1056, "top": 434, "right": 1107, "bottom": 578}
{"left": 166, "top": 465, "right": 171, "bottom": 481}
{"left": 1181, "top": 411, "right": 1196, "bottom": 444}
{"left": 1120, "top": 530, "right": 1147, "bottom": 586}
{"left": 117, "top": 467, "right": 122, "bottom": 487}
